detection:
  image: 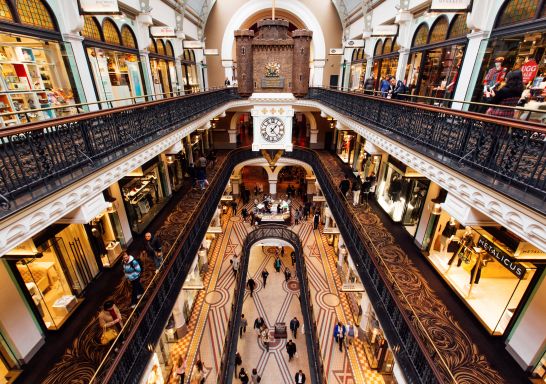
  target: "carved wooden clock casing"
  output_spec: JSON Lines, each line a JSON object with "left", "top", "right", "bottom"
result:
{"left": 260, "top": 117, "right": 285, "bottom": 142}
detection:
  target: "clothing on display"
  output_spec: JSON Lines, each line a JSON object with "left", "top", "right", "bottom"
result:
{"left": 388, "top": 174, "right": 403, "bottom": 202}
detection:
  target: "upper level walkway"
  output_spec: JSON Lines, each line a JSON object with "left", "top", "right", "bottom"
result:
{"left": 22, "top": 147, "right": 529, "bottom": 384}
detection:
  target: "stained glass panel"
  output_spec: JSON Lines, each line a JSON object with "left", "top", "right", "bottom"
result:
{"left": 412, "top": 23, "right": 429, "bottom": 47}
{"left": 121, "top": 25, "right": 136, "bottom": 49}
{"left": 392, "top": 37, "right": 400, "bottom": 52}
{"left": 374, "top": 40, "right": 383, "bottom": 56}
{"left": 156, "top": 39, "right": 166, "bottom": 56}
{"left": 166, "top": 41, "right": 174, "bottom": 57}
{"left": 82, "top": 16, "right": 102, "bottom": 41}
{"left": 383, "top": 38, "right": 393, "bottom": 54}
{"left": 102, "top": 19, "right": 121, "bottom": 45}
{"left": 16, "top": 0, "right": 55, "bottom": 30}
{"left": 149, "top": 41, "right": 157, "bottom": 53}
{"left": 448, "top": 15, "right": 471, "bottom": 39}
{"left": 0, "top": 0, "right": 13, "bottom": 22}
{"left": 429, "top": 17, "right": 449, "bottom": 44}
{"left": 498, "top": 0, "right": 539, "bottom": 27}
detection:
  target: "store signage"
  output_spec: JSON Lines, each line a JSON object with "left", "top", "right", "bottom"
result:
{"left": 80, "top": 0, "right": 119, "bottom": 14}
{"left": 329, "top": 48, "right": 344, "bottom": 55}
{"left": 371, "top": 25, "right": 398, "bottom": 37}
{"left": 521, "top": 60, "right": 539, "bottom": 84}
{"left": 344, "top": 40, "right": 365, "bottom": 48}
{"left": 477, "top": 236, "right": 525, "bottom": 279}
{"left": 150, "top": 26, "right": 176, "bottom": 38}
{"left": 430, "top": 0, "right": 471, "bottom": 12}
{"left": 341, "top": 282, "right": 365, "bottom": 292}
{"left": 184, "top": 41, "right": 203, "bottom": 49}
{"left": 204, "top": 49, "right": 219, "bottom": 56}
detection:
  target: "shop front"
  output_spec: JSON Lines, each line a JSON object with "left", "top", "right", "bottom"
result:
{"left": 148, "top": 39, "right": 178, "bottom": 98}
{"left": 82, "top": 16, "right": 145, "bottom": 106}
{"left": 404, "top": 15, "right": 468, "bottom": 101}
{"left": 375, "top": 157, "right": 430, "bottom": 236}
{"left": 120, "top": 156, "right": 169, "bottom": 234}
{"left": 426, "top": 207, "right": 540, "bottom": 335}
{"left": 335, "top": 130, "right": 356, "bottom": 164}
{"left": 371, "top": 37, "right": 400, "bottom": 91}
{"left": 0, "top": 331, "right": 21, "bottom": 382}
{"left": 352, "top": 139, "right": 382, "bottom": 179}
{"left": 467, "top": 1, "right": 546, "bottom": 119}
{"left": 349, "top": 48, "right": 366, "bottom": 90}
{"left": 0, "top": 0, "right": 85, "bottom": 127}
{"left": 180, "top": 49, "right": 199, "bottom": 94}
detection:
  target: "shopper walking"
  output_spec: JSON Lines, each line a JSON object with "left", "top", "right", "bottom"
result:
{"left": 261, "top": 327, "right": 270, "bottom": 351}
{"left": 190, "top": 359, "right": 206, "bottom": 384}
{"left": 274, "top": 256, "right": 281, "bottom": 272}
{"left": 239, "top": 367, "right": 249, "bottom": 383}
{"left": 144, "top": 232, "right": 163, "bottom": 271}
{"left": 235, "top": 352, "right": 242, "bottom": 378}
{"left": 295, "top": 370, "right": 306, "bottom": 384}
{"left": 254, "top": 317, "right": 265, "bottom": 336}
{"left": 352, "top": 176, "right": 362, "bottom": 206}
{"left": 231, "top": 255, "right": 240, "bottom": 276}
{"left": 313, "top": 211, "right": 320, "bottom": 230}
{"left": 339, "top": 175, "right": 350, "bottom": 197}
{"left": 289, "top": 317, "right": 300, "bottom": 339}
{"left": 251, "top": 368, "right": 260, "bottom": 384}
{"left": 291, "top": 251, "right": 296, "bottom": 266}
{"left": 247, "top": 277, "right": 256, "bottom": 297}
{"left": 261, "top": 268, "right": 269, "bottom": 287}
{"left": 122, "top": 252, "right": 144, "bottom": 308}
{"left": 286, "top": 339, "right": 297, "bottom": 361}
{"left": 284, "top": 268, "right": 291, "bottom": 282}
{"left": 240, "top": 314, "right": 248, "bottom": 338}
{"left": 173, "top": 356, "right": 186, "bottom": 384}
{"left": 333, "top": 322, "right": 346, "bottom": 351}
{"left": 346, "top": 322, "right": 356, "bottom": 346}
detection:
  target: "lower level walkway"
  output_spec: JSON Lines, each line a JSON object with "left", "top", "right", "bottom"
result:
{"left": 168, "top": 198, "right": 390, "bottom": 384}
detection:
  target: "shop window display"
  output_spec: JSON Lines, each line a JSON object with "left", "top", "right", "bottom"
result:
{"left": 0, "top": 331, "right": 21, "bottom": 383}
{"left": 427, "top": 213, "right": 537, "bottom": 335}
{"left": 87, "top": 207, "right": 126, "bottom": 268}
{"left": 336, "top": 131, "right": 355, "bottom": 163}
{"left": 363, "top": 305, "right": 395, "bottom": 374}
{"left": 86, "top": 47, "right": 144, "bottom": 106}
{"left": 349, "top": 48, "right": 366, "bottom": 90}
{"left": 375, "top": 162, "right": 429, "bottom": 233}
{"left": 0, "top": 34, "right": 83, "bottom": 126}
{"left": 532, "top": 350, "right": 546, "bottom": 382}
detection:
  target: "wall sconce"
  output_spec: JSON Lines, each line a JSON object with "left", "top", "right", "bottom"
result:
{"left": 431, "top": 202, "right": 442, "bottom": 215}
{"left": 330, "top": 122, "right": 335, "bottom": 129}
{"left": 166, "top": 155, "right": 174, "bottom": 164}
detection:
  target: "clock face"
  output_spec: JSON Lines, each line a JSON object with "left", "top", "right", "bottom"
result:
{"left": 260, "top": 117, "right": 285, "bottom": 143}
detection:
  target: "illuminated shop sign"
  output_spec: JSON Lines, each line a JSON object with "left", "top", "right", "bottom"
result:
{"left": 477, "top": 236, "right": 525, "bottom": 279}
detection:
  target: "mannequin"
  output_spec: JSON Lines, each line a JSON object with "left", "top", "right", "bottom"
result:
{"left": 388, "top": 174, "right": 403, "bottom": 202}
{"left": 447, "top": 226, "right": 473, "bottom": 267}
{"left": 470, "top": 254, "right": 492, "bottom": 285}
{"left": 440, "top": 218, "right": 457, "bottom": 256}
{"left": 483, "top": 57, "right": 507, "bottom": 93}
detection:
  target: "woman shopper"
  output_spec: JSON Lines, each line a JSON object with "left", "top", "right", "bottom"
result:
{"left": 98, "top": 300, "right": 122, "bottom": 345}
{"left": 483, "top": 70, "right": 524, "bottom": 118}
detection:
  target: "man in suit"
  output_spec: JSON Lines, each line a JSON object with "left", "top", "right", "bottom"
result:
{"left": 295, "top": 370, "right": 306, "bottom": 383}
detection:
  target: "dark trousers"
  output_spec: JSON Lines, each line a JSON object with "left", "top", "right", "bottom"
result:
{"left": 262, "top": 277, "right": 267, "bottom": 287}
{"left": 470, "top": 263, "right": 483, "bottom": 284}
{"left": 240, "top": 325, "right": 246, "bottom": 338}
{"left": 338, "top": 336, "right": 345, "bottom": 351}
{"left": 177, "top": 373, "right": 185, "bottom": 384}
{"left": 130, "top": 278, "right": 144, "bottom": 305}
{"left": 292, "top": 329, "right": 297, "bottom": 338}
{"left": 447, "top": 253, "right": 463, "bottom": 267}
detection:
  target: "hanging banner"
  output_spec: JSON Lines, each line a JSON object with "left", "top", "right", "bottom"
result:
{"left": 150, "top": 26, "right": 176, "bottom": 38}
{"left": 80, "top": 0, "right": 119, "bottom": 14}
{"left": 371, "top": 25, "right": 398, "bottom": 37}
{"left": 329, "top": 48, "right": 344, "bottom": 55}
{"left": 184, "top": 41, "right": 203, "bottom": 49}
{"left": 521, "top": 59, "right": 539, "bottom": 84}
{"left": 430, "top": 0, "right": 471, "bottom": 12}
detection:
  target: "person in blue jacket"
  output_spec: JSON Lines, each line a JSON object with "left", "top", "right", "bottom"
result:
{"left": 122, "top": 252, "right": 143, "bottom": 308}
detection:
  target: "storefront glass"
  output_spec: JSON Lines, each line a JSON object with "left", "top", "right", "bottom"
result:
{"left": 375, "top": 161, "right": 429, "bottom": 234}
{"left": 181, "top": 50, "right": 199, "bottom": 93}
{"left": 349, "top": 62, "right": 366, "bottom": 90}
{"left": 0, "top": 33, "right": 85, "bottom": 126}
{"left": 363, "top": 304, "right": 395, "bottom": 374}
{"left": 165, "top": 153, "right": 185, "bottom": 192}
{"left": 86, "top": 47, "right": 144, "bottom": 107}
{"left": 467, "top": 30, "right": 546, "bottom": 120}
{"left": 427, "top": 212, "right": 537, "bottom": 335}
{"left": 120, "top": 158, "right": 168, "bottom": 234}
{"left": 150, "top": 58, "right": 173, "bottom": 98}
{"left": 336, "top": 131, "right": 356, "bottom": 163}
{"left": 532, "top": 350, "right": 546, "bottom": 382}
{"left": 88, "top": 206, "right": 126, "bottom": 268}
{"left": 0, "top": 331, "right": 21, "bottom": 382}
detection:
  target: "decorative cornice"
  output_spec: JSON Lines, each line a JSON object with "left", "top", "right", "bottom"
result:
{"left": 295, "top": 100, "right": 546, "bottom": 252}
{"left": 0, "top": 105, "right": 229, "bottom": 256}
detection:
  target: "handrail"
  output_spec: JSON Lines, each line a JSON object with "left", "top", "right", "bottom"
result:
{"left": 326, "top": 87, "right": 546, "bottom": 132}
{"left": 88, "top": 146, "right": 471, "bottom": 384}
{"left": 336, "top": 86, "right": 546, "bottom": 122}
{"left": 0, "top": 88, "right": 227, "bottom": 136}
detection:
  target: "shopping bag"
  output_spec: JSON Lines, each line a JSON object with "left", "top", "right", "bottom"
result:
{"left": 100, "top": 327, "right": 118, "bottom": 345}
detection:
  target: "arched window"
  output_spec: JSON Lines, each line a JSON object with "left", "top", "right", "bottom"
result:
{"left": 351, "top": 49, "right": 358, "bottom": 61}
{"left": 0, "top": 0, "right": 14, "bottom": 22}
{"left": 382, "top": 38, "right": 393, "bottom": 54}
{"left": 497, "top": 0, "right": 539, "bottom": 27}
{"left": 156, "top": 39, "right": 166, "bottom": 56}
{"left": 183, "top": 49, "right": 195, "bottom": 62}
{"left": 148, "top": 40, "right": 157, "bottom": 53}
{"left": 358, "top": 48, "right": 365, "bottom": 60}
{"left": 82, "top": 16, "right": 102, "bottom": 41}
{"left": 166, "top": 41, "right": 174, "bottom": 57}
{"left": 429, "top": 17, "right": 449, "bottom": 44}
{"left": 392, "top": 37, "right": 400, "bottom": 52}
{"left": 102, "top": 18, "right": 121, "bottom": 45}
{"left": 16, "top": 0, "right": 55, "bottom": 30}
{"left": 121, "top": 25, "right": 137, "bottom": 49}
{"left": 448, "top": 14, "right": 470, "bottom": 39}
{"left": 412, "top": 23, "right": 429, "bottom": 47}
{"left": 374, "top": 40, "right": 383, "bottom": 56}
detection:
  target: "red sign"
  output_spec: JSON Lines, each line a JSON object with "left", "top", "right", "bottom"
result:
{"left": 521, "top": 60, "right": 538, "bottom": 84}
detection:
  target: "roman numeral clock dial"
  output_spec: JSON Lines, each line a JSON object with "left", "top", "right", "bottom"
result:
{"left": 260, "top": 117, "right": 285, "bottom": 143}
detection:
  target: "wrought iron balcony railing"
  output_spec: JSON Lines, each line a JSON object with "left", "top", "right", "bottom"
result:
{"left": 90, "top": 147, "right": 461, "bottom": 384}
{"left": 0, "top": 88, "right": 238, "bottom": 219}
{"left": 307, "top": 87, "right": 546, "bottom": 214}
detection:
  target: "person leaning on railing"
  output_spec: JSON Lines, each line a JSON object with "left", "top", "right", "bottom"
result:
{"left": 483, "top": 70, "right": 524, "bottom": 119}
